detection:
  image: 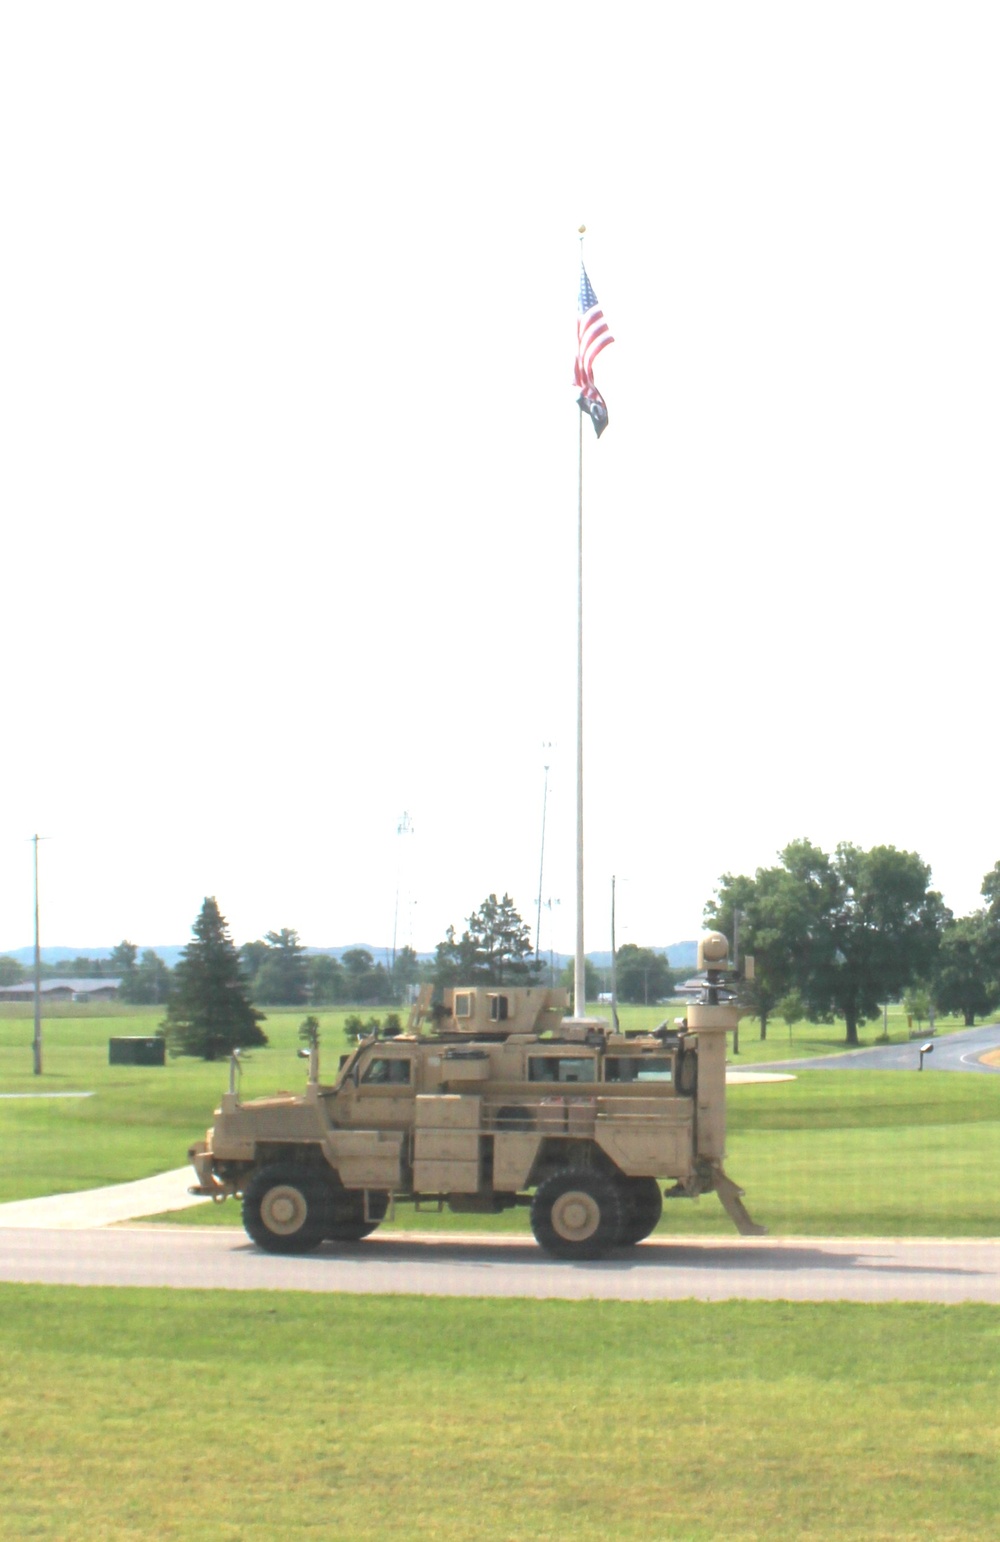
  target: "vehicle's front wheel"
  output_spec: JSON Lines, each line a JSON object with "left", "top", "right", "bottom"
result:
{"left": 242, "top": 1163, "right": 329, "bottom": 1254}
{"left": 616, "top": 1177, "right": 663, "bottom": 1246}
{"left": 530, "top": 1168, "right": 623, "bottom": 1260}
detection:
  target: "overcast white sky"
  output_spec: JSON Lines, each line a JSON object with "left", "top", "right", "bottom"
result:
{"left": 2, "top": 3, "right": 998, "bottom": 960}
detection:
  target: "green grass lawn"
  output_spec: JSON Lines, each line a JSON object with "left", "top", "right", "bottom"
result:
{"left": 3, "top": 1004, "right": 998, "bottom": 1241}
{"left": 157, "top": 1067, "right": 1000, "bottom": 1239}
{"left": 0, "top": 1287, "right": 997, "bottom": 1541}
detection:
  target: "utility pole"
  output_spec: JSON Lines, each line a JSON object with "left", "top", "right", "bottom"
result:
{"left": 391, "top": 811, "right": 413, "bottom": 973}
{"left": 609, "top": 874, "right": 619, "bottom": 1033}
{"left": 535, "top": 749, "right": 552, "bottom": 960}
{"left": 32, "top": 833, "right": 43, "bottom": 1076}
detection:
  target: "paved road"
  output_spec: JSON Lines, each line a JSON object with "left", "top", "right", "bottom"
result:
{"left": 757, "top": 1021, "right": 1000, "bottom": 1074}
{"left": 0, "top": 1225, "right": 997, "bottom": 1303}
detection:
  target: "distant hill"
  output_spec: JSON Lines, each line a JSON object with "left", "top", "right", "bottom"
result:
{"left": 4, "top": 939, "right": 699, "bottom": 972}
{"left": 5, "top": 944, "right": 188, "bottom": 969}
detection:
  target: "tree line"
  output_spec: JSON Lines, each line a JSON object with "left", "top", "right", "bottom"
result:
{"left": 706, "top": 839, "right": 1000, "bottom": 1044}
{"left": 19, "top": 839, "right": 997, "bottom": 1063}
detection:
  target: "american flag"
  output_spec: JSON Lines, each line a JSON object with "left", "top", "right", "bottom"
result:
{"left": 575, "top": 262, "right": 614, "bottom": 438}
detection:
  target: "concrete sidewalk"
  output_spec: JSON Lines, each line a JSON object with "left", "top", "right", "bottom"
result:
{"left": 0, "top": 1168, "right": 206, "bottom": 1229}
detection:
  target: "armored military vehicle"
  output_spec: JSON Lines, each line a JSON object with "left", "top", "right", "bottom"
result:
{"left": 188, "top": 932, "right": 764, "bottom": 1260}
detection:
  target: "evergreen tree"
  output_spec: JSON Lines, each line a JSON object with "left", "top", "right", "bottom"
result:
{"left": 162, "top": 897, "right": 267, "bottom": 1060}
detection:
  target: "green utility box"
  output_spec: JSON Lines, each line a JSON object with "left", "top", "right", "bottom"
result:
{"left": 108, "top": 1036, "right": 166, "bottom": 1067}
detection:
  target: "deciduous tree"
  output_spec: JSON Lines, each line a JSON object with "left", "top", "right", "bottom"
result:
{"left": 0, "top": 956, "right": 25, "bottom": 985}
{"left": 120, "top": 948, "right": 171, "bottom": 1005}
{"left": 613, "top": 944, "right": 674, "bottom": 1005}
{"left": 307, "top": 953, "right": 345, "bottom": 1005}
{"left": 785, "top": 840, "right": 946, "bottom": 1046}
{"left": 706, "top": 839, "right": 946, "bottom": 1046}
{"left": 932, "top": 914, "right": 997, "bottom": 1026}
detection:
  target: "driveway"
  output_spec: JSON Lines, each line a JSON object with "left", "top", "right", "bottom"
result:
{"left": 756, "top": 1021, "right": 1000, "bottom": 1074}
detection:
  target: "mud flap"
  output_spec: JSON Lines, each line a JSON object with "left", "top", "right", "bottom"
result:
{"left": 712, "top": 1165, "right": 768, "bottom": 1236}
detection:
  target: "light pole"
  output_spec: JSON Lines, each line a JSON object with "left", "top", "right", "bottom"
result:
{"left": 32, "top": 834, "right": 43, "bottom": 1076}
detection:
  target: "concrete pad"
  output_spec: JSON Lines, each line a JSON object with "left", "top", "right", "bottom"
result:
{"left": 726, "top": 1070, "right": 796, "bottom": 1083}
{"left": 0, "top": 1168, "right": 205, "bottom": 1229}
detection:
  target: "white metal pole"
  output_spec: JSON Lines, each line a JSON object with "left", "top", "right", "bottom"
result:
{"left": 610, "top": 874, "right": 619, "bottom": 1032}
{"left": 535, "top": 757, "right": 550, "bottom": 960}
{"left": 574, "top": 406, "right": 585, "bottom": 1018}
{"left": 32, "top": 834, "right": 42, "bottom": 1076}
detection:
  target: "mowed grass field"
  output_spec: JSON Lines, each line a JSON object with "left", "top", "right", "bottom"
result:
{"left": 1, "top": 1005, "right": 998, "bottom": 1540}
{"left": 2, "top": 1002, "right": 999, "bottom": 1237}
{"left": 1, "top": 1288, "right": 998, "bottom": 1542}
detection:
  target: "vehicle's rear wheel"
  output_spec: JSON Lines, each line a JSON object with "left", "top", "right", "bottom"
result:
{"left": 242, "top": 1163, "right": 329, "bottom": 1253}
{"left": 326, "top": 1190, "right": 389, "bottom": 1242}
{"left": 530, "top": 1168, "right": 622, "bottom": 1260}
{"left": 616, "top": 1177, "right": 663, "bottom": 1246}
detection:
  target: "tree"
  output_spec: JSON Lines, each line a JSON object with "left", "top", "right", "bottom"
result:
{"left": 251, "top": 928, "right": 310, "bottom": 1005}
{"left": 308, "top": 953, "right": 345, "bottom": 1005}
{"left": 339, "top": 948, "right": 390, "bottom": 1003}
{"left": 705, "top": 839, "right": 946, "bottom": 1047}
{"left": 932, "top": 913, "right": 997, "bottom": 1027}
{"left": 120, "top": 949, "right": 171, "bottom": 1005}
{"left": 0, "top": 956, "right": 25, "bottom": 985}
{"left": 777, "top": 990, "right": 805, "bottom": 1042}
{"left": 434, "top": 894, "right": 541, "bottom": 987}
{"left": 614, "top": 944, "right": 674, "bottom": 1004}
{"left": 433, "top": 925, "right": 479, "bottom": 988}
{"left": 239, "top": 939, "right": 270, "bottom": 984}
{"left": 705, "top": 864, "right": 808, "bottom": 1040}
{"left": 341, "top": 947, "right": 376, "bottom": 1001}
{"left": 902, "top": 986, "right": 930, "bottom": 1032}
{"left": 560, "top": 956, "right": 602, "bottom": 1003}
{"left": 786, "top": 840, "right": 946, "bottom": 1046}
{"left": 162, "top": 897, "right": 267, "bottom": 1061}
{"left": 109, "top": 940, "right": 138, "bottom": 979}
{"left": 390, "top": 944, "right": 422, "bottom": 999}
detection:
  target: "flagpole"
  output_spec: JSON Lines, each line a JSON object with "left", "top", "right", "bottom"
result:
{"left": 574, "top": 396, "right": 585, "bottom": 1019}
{"left": 572, "top": 225, "right": 612, "bottom": 1022}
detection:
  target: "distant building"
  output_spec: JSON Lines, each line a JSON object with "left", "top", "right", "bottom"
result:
{"left": 0, "top": 978, "right": 123, "bottom": 1002}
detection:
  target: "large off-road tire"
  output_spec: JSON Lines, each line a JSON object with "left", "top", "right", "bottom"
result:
{"left": 616, "top": 1177, "right": 663, "bottom": 1246}
{"left": 242, "top": 1163, "right": 329, "bottom": 1254}
{"left": 326, "top": 1190, "right": 389, "bottom": 1243}
{"left": 530, "top": 1168, "right": 623, "bottom": 1261}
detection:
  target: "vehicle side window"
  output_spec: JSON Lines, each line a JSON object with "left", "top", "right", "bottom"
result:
{"left": 361, "top": 1057, "right": 412, "bottom": 1086}
{"left": 604, "top": 1057, "right": 673, "bottom": 1083}
{"left": 528, "top": 1057, "right": 595, "bottom": 1083}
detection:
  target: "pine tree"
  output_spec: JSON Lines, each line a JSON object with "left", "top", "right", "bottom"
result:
{"left": 162, "top": 897, "right": 268, "bottom": 1060}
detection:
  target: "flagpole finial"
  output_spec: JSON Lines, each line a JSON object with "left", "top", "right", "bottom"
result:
{"left": 578, "top": 225, "right": 586, "bottom": 237}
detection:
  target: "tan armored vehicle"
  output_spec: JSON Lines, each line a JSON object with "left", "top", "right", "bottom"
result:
{"left": 188, "top": 932, "right": 764, "bottom": 1260}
